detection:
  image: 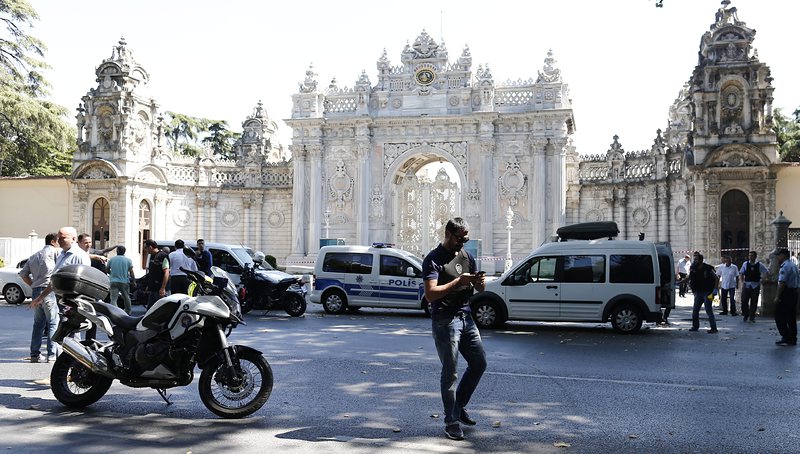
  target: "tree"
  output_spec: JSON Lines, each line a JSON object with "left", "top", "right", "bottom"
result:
{"left": 0, "top": 0, "right": 76, "bottom": 177}
{"left": 773, "top": 108, "right": 800, "bottom": 162}
{"left": 164, "top": 112, "right": 239, "bottom": 159}
{"left": 202, "top": 121, "right": 240, "bottom": 160}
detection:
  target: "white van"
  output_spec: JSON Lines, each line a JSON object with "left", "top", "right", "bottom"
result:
{"left": 472, "top": 236, "right": 675, "bottom": 334}
{"left": 309, "top": 243, "right": 427, "bottom": 314}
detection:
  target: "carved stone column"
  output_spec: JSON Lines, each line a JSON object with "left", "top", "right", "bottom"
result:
{"left": 705, "top": 176, "right": 721, "bottom": 261}
{"left": 616, "top": 186, "right": 627, "bottom": 239}
{"left": 253, "top": 192, "right": 263, "bottom": 252}
{"left": 289, "top": 144, "right": 308, "bottom": 259}
{"left": 478, "top": 140, "right": 495, "bottom": 273}
{"left": 309, "top": 145, "right": 323, "bottom": 254}
{"left": 549, "top": 138, "right": 567, "bottom": 234}
{"left": 530, "top": 138, "right": 547, "bottom": 246}
{"left": 356, "top": 140, "right": 371, "bottom": 245}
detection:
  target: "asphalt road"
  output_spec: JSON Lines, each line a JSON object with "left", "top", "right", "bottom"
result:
{"left": 0, "top": 295, "right": 797, "bottom": 453}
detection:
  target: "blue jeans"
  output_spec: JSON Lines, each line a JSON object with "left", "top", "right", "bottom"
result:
{"left": 692, "top": 291, "right": 717, "bottom": 330}
{"left": 431, "top": 309, "right": 487, "bottom": 425}
{"left": 30, "top": 287, "right": 59, "bottom": 358}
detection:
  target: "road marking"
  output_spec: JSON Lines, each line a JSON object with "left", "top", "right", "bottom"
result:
{"left": 486, "top": 371, "right": 727, "bottom": 391}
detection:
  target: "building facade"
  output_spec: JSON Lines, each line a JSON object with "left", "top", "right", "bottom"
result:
{"left": 566, "top": 1, "right": 781, "bottom": 265}
{"left": 286, "top": 31, "right": 574, "bottom": 272}
{"left": 4, "top": 2, "right": 787, "bottom": 271}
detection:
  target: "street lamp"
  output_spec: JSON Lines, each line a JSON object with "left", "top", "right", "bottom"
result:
{"left": 323, "top": 207, "right": 331, "bottom": 239}
{"left": 505, "top": 206, "right": 514, "bottom": 272}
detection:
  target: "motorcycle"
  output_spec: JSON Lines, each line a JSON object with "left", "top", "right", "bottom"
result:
{"left": 238, "top": 262, "right": 307, "bottom": 317}
{"left": 48, "top": 264, "right": 273, "bottom": 419}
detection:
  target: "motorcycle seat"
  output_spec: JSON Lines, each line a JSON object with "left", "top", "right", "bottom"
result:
{"left": 91, "top": 301, "right": 144, "bottom": 330}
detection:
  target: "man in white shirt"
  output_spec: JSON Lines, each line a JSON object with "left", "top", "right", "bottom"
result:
{"left": 168, "top": 239, "right": 198, "bottom": 295}
{"left": 30, "top": 226, "right": 91, "bottom": 307}
{"left": 676, "top": 254, "right": 691, "bottom": 297}
{"left": 19, "top": 233, "right": 60, "bottom": 362}
{"left": 716, "top": 255, "right": 740, "bottom": 316}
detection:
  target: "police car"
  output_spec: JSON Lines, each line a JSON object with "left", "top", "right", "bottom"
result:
{"left": 309, "top": 243, "right": 428, "bottom": 314}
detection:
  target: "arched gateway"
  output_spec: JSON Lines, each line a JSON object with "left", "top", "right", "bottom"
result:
{"left": 286, "top": 31, "right": 576, "bottom": 272}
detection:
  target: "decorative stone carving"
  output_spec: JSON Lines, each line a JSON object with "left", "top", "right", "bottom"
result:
{"left": 220, "top": 208, "right": 240, "bottom": 228}
{"left": 328, "top": 160, "right": 354, "bottom": 208}
{"left": 173, "top": 207, "right": 191, "bottom": 227}
{"left": 631, "top": 207, "right": 650, "bottom": 227}
{"left": 267, "top": 211, "right": 285, "bottom": 227}
{"left": 499, "top": 161, "right": 526, "bottom": 207}
{"left": 536, "top": 49, "right": 562, "bottom": 84}
{"left": 299, "top": 64, "right": 318, "bottom": 93}
{"left": 674, "top": 205, "right": 688, "bottom": 226}
{"left": 82, "top": 167, "right": 114, "bottom": 179}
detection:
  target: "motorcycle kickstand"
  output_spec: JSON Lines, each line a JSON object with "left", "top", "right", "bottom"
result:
{"left": 155, "top": 388, "right": 172, "bottom": 406}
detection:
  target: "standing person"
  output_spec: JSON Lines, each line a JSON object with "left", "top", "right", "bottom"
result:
{"left": 684, "top": 253, "right": 719, "bottom": 334}
{"left": 143, "top": 239, "right": 170, "bottom": 308}
{"left": 422, "top": 217, "right": 487, "bottom": 441}
{"left": 107, "top": 246, "right": 135, "bottom": 314}
{"left": 31, "top": 227, "right": 91, "bottom": 307}
{"left": 739, "top": 251, "right": 768, "bottom": 323}
{"left": 19, "top": 233, "right": 60, "bottom": 363}
{"left": 791, "top": 251, "right": 799, "bottom": 268}
{"left": 195, "top": 239, "right": 213, "bottom": 275}
{"left": 716, "top": 256, "right": 739, "bottom": 316}
{"left": 676, "top": 254, "right": 691, "bottom": 297}
{"left": 168, "top": 239, "right": 197, "bottom": 295}
{"left": 773, "top": 248, "right": 800, "bottom": 346}
{"left": 77, "top": 233, "right": 118, "bottom": 273}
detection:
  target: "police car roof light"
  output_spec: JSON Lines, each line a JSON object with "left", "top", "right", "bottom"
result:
{"left": 372, "top": 242, "right": 395, "bottom": 248}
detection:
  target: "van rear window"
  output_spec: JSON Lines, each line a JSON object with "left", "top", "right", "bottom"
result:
{"left": 323, "top": 253, "right": 373, "bottom": 274}
{"left": 610, "top": 255, "right": 654, "bottom": 283}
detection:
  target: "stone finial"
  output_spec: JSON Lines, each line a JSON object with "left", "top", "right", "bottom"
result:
{"left": 299, "top": 63, "right": 318, "bottom": 93}
{"left": 377, "top": 48, "right": 390, "bottom": 71}
{"left": 536, "top": 49, "right": 562, "bottom": 84}
{"left": 253, "top": 100, "right": 265, "bottom": 118}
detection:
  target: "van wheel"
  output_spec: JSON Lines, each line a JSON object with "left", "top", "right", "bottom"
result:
{"left": 322, "top": 290, "right": 347, "bottom": 314}
{"left": 472, "top": 298, "right": 503, "bottom": 329}
{"left": 610, "top": 304, "right": 643, "bottom": 334}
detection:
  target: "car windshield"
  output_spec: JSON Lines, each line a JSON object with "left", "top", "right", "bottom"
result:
{"left": 232, "top": 248, "right": 254, "bottom": 265}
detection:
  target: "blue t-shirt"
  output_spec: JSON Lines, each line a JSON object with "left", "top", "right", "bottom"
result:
{"left": 107, "top": 255, "right": 133, "bottom": 284}
{"left": 422, "top": 244, "right": 477, "bottom": 313}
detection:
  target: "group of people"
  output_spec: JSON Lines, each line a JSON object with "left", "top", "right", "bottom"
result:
{"left": 675, "top": 249, "right": 800, "bottom": 345}
{"left": 17, "top": 230, "right": 216, "bottom": 364}
{"left": 141, "top": 238, "right": 213, "bottom": 308}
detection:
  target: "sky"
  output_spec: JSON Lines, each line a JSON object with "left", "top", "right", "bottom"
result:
{"left": 30, "top": 0, "right": 800, "bottom": 156}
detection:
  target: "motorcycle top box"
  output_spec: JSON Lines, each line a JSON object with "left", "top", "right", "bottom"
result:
{"left": 51, "top": 264, "right": 110, "bottom": 299}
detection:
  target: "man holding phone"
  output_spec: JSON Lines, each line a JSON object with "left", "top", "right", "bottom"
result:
{"left": 422, "top": 217, "right": 487, "bottom": 441}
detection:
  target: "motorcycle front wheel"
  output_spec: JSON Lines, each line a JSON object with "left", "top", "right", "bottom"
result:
{"left": 284, "top": 293, "right": 307, "bottom": 317}
{"left": 199, "top": 349, "right": 273, "bottom": 419}
{"left": 50, "top": 353, "right": 113, "bottom": 408}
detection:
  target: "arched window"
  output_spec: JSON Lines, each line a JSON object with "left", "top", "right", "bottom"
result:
{"left": 92, "top": 198, "right": 110, "bottom": 249}
{"left": 138, "top": 200, "right": 152, "bottom": 256}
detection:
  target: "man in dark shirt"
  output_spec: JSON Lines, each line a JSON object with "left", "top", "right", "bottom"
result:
{"left": 422, "top": 217, "right": 486, "bottom": 441}
{"left": 684, "top": 253, "right": 718, "bottom": 333}
{"left": 195, "top": 239, "right": 213, "bottom": 275}
{"left": 144, "top": 239, "right": 170, "bottom": 308}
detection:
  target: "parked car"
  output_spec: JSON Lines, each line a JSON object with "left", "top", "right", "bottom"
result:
{"left": 309, "top": 243, "right": 427, "bottom": 314}
{"left": 471, "top": 222, "right": 675, "bottom": 334}
{"left": 148, "top": 241, "right": 257, "bottom": 287}
{"left": 0, "top": 260, "right": 33, "bottom": 304}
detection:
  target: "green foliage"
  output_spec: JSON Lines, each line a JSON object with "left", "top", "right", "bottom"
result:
{"left": 0, "top": 0, "right": 75, "bottom": 177}
{"left": 773, "top": 108, "right": 800, "bottom": 162}
{"left": 203, "top": 121, "right": 240, "bottom": 160}
{"left": 164, "top": 112, "right": 239, "bottom": 159}
{"left": 264, "top": 254, "right": 277, "bottom": 269}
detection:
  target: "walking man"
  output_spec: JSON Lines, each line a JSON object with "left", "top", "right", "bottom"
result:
{"left": 739, "top": 251, "right": 767, "bottom": 323}
{"left": 676, "top": 254, "right": 691, "bottom": 297}
{"left": 684, "top": 253, "right": 719, "bottom": 333}
{"left": 774, "top": 248, "right": 800, "bottom": 346}
{"left": 107, "top": 246, "right": 135, "bottom": 314}
{"left": 716, "top": 256, "right": 739, "bottom": 316}
{"left": 168, "top": 239, "right": 198, "bottom": 295}
{"left": 19, "top": 233, "right": 60, "bottom": 363}
{"left": 422, "top": 218, "right": 487, "bottom": 441}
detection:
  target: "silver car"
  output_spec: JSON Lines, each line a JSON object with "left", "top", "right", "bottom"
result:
{"left": 0, "top": 259, "right": 32, "bottom": 304}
